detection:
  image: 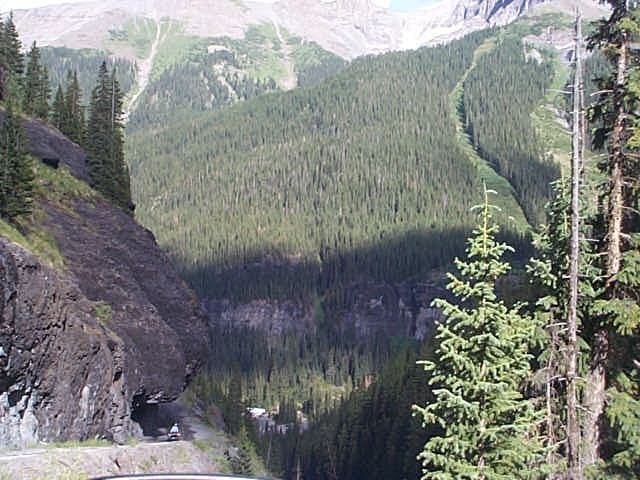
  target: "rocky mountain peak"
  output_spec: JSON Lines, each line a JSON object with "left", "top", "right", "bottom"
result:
{"left": 9, "top": 0, "right": 606, "bottom": 60}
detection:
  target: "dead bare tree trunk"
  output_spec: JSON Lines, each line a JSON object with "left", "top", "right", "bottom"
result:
{"left": 566, "top": 11, "right": 584, "bottom": 479}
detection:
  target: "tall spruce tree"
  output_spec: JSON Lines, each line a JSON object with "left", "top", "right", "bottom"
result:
{"left": 107, "top": 67, "right": 132, "bottom": 208}
{"left": 1, "top": 13, "right": 23, "bottom": 80}
{"left": 86, "top": 62, "right": 132, "bottom": 211}
{"left": 0, "top": 13, "right": 23, "bottom": 103}
{"left": 51, "top": 84, "right": 65, "bottom": 130}
{"left": 86, "top": 61, "right": 110, "bottom": 193}
{"left": 0, "top": 101, "right": 34, "bottom": 220}
{"left": 22, "top": 41, "right": 42, "bottom": 115}
{"left": 414, "top": 189, "right": 544, "bottom": 480}
{"left": 62, "top": 70, "right": 84, "bottom": 145}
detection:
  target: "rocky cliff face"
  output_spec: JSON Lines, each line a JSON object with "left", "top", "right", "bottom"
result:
{"left": 0, "top": 115, "right": 209, "bottom": 447}
{"left": 205, "top": 278, "right": 449, "bottom": 342}
{"left": 0, "top": 238, "right": 133, "bottom": 446}
{"left": 450, "top": 0, "right": 539, "bottom": 24}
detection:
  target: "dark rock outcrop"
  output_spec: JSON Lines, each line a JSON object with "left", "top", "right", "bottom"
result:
{"left": 0, "top": 117, "right": 209, "bottom": 447}
{"left": 0, "top": 238, "right": 132, "bottom": 446}
{"left": 21, "top": 117, "right": 90, "bottom": 182}
{"left": 0, "top": 111, "right": 89, "bottom": 183}
{"left": 206, "top": 298, "right": 315, "bottom": 339}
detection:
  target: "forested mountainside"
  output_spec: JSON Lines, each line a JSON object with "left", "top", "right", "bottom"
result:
{"left": 40, "top": 46, "right": 136, "bottom": 102}
{"left": 127, "top": 16, "right": 559, "bottom": 305}
{"left": 125, "top": 13, "right": 561, "bottom": 458}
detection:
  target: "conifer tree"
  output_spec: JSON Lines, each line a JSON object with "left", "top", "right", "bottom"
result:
{"left": 226, "top": 375, "right": 243, "bottom": 436}
{"left": 107, "top": 67, "right": 132, "bottom": 209}
{"left": 527, "top": 178, "right": 601, "bottom": 476}
{"left": 62, "top": 70, "right": 84, "bottom": 145}
{"left": 86, "top": 61, "right": 112, "bottom": 193}
{"left": 0, "top": 101, "right": 34, "bottom": 220}
{"left": 1, "top": 13, "right": 23, "bottom": 80}
{"left": 35, "top": 66, "right": 51, "bottom": 120}
{"left": 86, "top": 62, "right": 132, "bottom": 211}
{"left": 51, "top": 84, "right": 65, "bottom": 130}
{"left": 414, "top": 189, "right": 543, "bottom": 480}
{"left": 22, "top": 41, "right": 43, "bottom": 116}
{"left": 232, "top": 426, "right": 257, "bottom": 476}
{"left": 0, "top": 13, "right": 23, "bottom": 103}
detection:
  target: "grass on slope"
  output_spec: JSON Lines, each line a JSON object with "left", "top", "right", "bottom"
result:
{"left": 448, "top": 36, "right": 531, "bottom": 234}
{"left": 531, "top": 59, "right": 571, "bottom": 176}
{"left": 121, "top": 17, "right": 157, "bottom": 58}
{"left": 0, "top": 161, "right": 97, "bottom": 270}
{"left": 0, "top": 217, "right": 64, "bottom": 269}
{"left": 144, "top": 20, "right": 296, "bottom": 85}
{"left": 151, "top": 19, "right": 207, "bottom": 81}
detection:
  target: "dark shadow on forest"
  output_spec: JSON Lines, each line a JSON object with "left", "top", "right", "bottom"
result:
{"left": 180, "top": 225, "right": 534, "bottom": 309}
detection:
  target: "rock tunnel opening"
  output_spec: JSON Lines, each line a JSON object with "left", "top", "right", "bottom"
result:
{"left": 130, "top": 396, "right": 178, "bottom": 438}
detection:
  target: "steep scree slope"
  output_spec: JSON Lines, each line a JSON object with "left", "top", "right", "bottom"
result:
{"left": 0, "top": 114, "right": 209, "bottom": 447}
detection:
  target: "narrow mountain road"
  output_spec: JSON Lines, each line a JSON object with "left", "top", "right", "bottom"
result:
{"left": 0, "top": 399, "right": 229, "bottom": 478}
{"left": 157, "top": 398, "right": 220, "bottom": 442}
{"left": 271, "top": 20, "right": 297, "bottom": 90}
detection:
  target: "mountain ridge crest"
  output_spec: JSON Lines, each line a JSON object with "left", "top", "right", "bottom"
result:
{"left": 10, "top": 0, "right": 606, "bottom": 59}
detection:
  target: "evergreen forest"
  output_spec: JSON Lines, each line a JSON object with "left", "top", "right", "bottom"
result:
{"left": 1, "top": 4, "right": 639, "bottom": 480}
{"left": 40, "top": 46, "right": 136, "bottom": 102}
{"left": 175, "top": 8, "right": 639, "bottom": 480}
{"left": 126, "top": 23, "right": 557, "bottom": 305}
